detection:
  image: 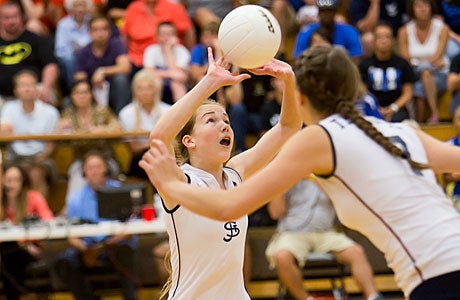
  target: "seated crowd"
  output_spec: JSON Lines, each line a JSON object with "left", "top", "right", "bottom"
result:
{"left": 2, "top": 0, "right": 460, "bottom": 299}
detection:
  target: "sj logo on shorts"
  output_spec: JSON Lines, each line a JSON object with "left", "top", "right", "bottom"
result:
{"left": 223, "top": 221, "right": 240, "bottom": 242}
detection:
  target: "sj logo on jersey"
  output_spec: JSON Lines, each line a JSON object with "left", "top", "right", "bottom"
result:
{"left": 223, "top": 221, "right": 240, "bottom": 242}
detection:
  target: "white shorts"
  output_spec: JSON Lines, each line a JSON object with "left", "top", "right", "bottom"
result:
{"left": 265, "top": 230, "right": 355, "bottom": 269}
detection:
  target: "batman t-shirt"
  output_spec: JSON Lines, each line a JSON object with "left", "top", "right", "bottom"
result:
{"left": 0, "top": 30, "right": 57, "bottom": 97}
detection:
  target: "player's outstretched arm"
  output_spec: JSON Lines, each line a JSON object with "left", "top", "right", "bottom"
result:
{"left": 142, "top": 125, "right": 333, "bottom": 221}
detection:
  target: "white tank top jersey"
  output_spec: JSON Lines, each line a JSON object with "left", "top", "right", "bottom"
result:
{"left": 315, "top": 115, "right": 460, "bottom": 297}
{"left": 164, "top": 163, "right": 250, "bottom": 300}
{"left": 407, "top": 18, "right": 449, "bottom": 70}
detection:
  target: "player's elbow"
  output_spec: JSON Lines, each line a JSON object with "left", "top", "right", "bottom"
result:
{"left": 149, "top": 128, "right": 167, "bottom": 142}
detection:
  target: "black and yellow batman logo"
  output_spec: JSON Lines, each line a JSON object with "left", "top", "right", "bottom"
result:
{"left": 0, "top": 42, "right": 32, "bottom": 65}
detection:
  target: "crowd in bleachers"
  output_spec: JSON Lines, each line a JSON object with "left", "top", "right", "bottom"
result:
{"left": 2, "top": 0, "right": 460, "bottom": 299}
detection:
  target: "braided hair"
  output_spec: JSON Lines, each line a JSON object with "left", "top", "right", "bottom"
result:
{"left": 294, "top": 46, "right": 429, "bottom": 170}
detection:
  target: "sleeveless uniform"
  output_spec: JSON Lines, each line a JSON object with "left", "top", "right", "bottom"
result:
{"left": 164, "top": 163, "right": 250, "bottom": 300}
{"left": 315, "top": 115, "right": 460, "bottom": 297}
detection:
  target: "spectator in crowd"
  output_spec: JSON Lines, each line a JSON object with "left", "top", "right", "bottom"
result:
{"left": 184, "top": 0, "right": 234, "bottom": 30}
{"left": 0, "top": 164, "right": 53, "bottom": 300}
{"left": 143, "top": 21, "right": 191, "bottom": 104}
{"left": 349, "top": 0, "right": 407, "bottom": 58}
{"left": 355, "top": 82, "right": 383, "bottom": 119}
{"left": 120, "top": 0, "right": 195, "bottom": 75}
{"left": 101, "top": 0, "right": 134, "bottom": 33}
{"left": 436, "top": 0, "right": 460, "bottom": 60}
{"left": 295, "top": 0, "right": 319, "bottom": 28}
{"left": 0, "top": 70, "right": 59, "bottom": 199}
{"left": 360, "top": 22, "right": 415, "bottom": 122}
{"left": 0, "top": 1, "right": 59, "bottom": 105}
{"left": 293, "top": 0, "right": 363, "bottom": 62}
{"left": 118, "top": 69, "right": 171, "bottom": 179}
{"left": 398, "top": 0, "right": 449, "bottom": 123}
{"left": 447, "top": 52, "right": 460, "bottom": 115}
{"left": 54, "top": 0, "right": 92, "bottom": 94}
{"left": 53, "top": 151, "right": 139, "bottom": 300}
{"left": 266, "top": 179, "right": 383, "bottom": 300}
{"left": 189, "top": 21, "right": 222, "bottom": 87}
{"left": 42, "top": 0, "right": 67, "bottom": 35}
{"left": 8, "top": 0, "right": 51, "bottom": 36}
{"left": 55, "top": 79, "right": 122, "bottom": 208}
{"left": 349, "top": 0, "right": 407, "bottom": 34}
{"left": 74, "top": 14, "right": 132, "bottom": 115}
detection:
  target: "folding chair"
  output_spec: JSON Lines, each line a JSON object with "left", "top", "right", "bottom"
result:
{"left": 277, "top": 252, "right": 347, "bottom": 300}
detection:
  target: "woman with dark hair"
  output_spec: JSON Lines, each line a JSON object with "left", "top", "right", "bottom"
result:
{"left": 142, "top": 46, "right": 460, "bottom": 300}
{"left": 55, "top": 79, "right": 122, "bottom": 212}
{"left": 0, "top": 164, "right": 53, "bottom": 300}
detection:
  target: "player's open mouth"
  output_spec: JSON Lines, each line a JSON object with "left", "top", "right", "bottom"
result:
{"left": 220, "top": 137, "right": 231, "bottom": 146}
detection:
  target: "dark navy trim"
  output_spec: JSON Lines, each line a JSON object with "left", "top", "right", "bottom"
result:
{"left": 169, "top": 213, "right": 181, "bottom": 299}
{"left": 224, "top": 166, "right": 242, "bottom": 182}
{"left": 316, "top": 124, "right": 336, "bottom": 178}
{"left": 163, "top": 173, "right": 191, "bottom": 214}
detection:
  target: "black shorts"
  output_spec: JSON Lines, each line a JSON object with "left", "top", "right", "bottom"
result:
{"left": 410, "top": 270, "right": 460, "bottom": 300}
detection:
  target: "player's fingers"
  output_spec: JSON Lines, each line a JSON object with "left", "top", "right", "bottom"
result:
{"left": 207, "top": 47, "right": 215, "bottom": 64}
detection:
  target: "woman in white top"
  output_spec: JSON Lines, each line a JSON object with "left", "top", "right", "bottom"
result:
{"left": 398, "top": 0, "right": 449, "bottom": 123}
{"left": 118, "top": 70, "right": 171, "bottom": 178}
{"left": 142, "top": 46, "right": 460, "bottom": 300}
{"left": 145, "top": 48, "right": 300, "bottom": 300}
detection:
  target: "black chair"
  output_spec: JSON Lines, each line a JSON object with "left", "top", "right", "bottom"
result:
{"left": 277, "top": 252, "right": 347, "bottom": 300}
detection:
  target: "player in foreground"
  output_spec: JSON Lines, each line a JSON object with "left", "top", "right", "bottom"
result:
{"left": 145, "top": 47, "right": 301, "bottom": 300}
{"left": 141, "top": 46, "right": 460, "bottom": 300}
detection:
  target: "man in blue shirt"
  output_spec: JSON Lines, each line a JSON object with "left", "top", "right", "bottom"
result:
{"left": 53, "top": 151, "right": 138, "bottom": 300}
{"left": 293, "top": 0, "right": 363, "bottom": 62}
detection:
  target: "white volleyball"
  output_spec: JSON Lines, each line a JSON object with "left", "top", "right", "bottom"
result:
{"left": 218, "top": 5, "right": 281, "bottom": 69}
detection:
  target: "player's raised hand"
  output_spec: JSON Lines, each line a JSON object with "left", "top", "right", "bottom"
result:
{"left": 205, "top": 47, "right": 251, "bottom": 87}
{"left": 247, "top": 58, "right": 294, "bottom": 82}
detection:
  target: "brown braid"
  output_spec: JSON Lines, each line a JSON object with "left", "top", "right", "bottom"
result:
{"left": 294, "top": 46, "right": 429, "bottom": 170}
{"left": 336, "top": 101, "right": 429, "bottom": 170}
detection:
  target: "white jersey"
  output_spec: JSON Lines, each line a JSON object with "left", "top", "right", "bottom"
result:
{"left": 0, "top": 99, "right": 59, "bottom": 157}
{"left": 315, "top": 115, "right": 460, "bottom": 297}
{"left": 164, "top": 164, "right": 250, "bottom": 300}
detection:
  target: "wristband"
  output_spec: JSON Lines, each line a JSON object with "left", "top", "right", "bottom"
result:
{"left": 390, "top": 103, "right": 399, "bottom": 113}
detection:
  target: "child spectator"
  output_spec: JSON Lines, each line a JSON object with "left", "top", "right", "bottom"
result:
{"left": 143, "top": 21, "right": 190, "bottom": 104}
